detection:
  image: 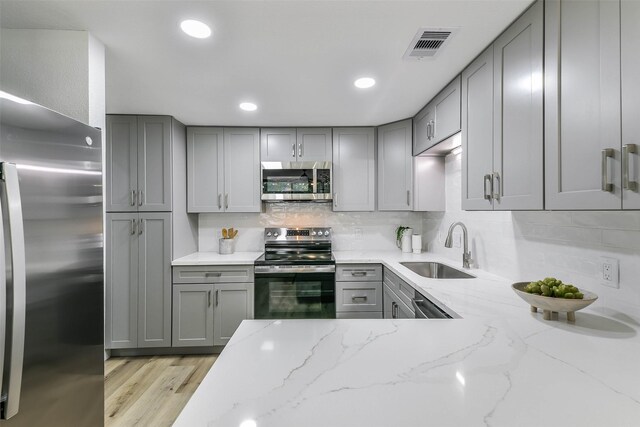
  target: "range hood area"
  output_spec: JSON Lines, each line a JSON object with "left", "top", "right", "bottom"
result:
{"left": 417, "top": 132, "right": 462, "bottom": 157}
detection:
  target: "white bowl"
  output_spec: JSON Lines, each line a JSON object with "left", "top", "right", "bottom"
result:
{"left": 512, "top": 282, "right": 597, "bottom": 322}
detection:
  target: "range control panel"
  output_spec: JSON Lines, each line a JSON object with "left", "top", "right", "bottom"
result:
{"left": 264, "top": 227, "right": 332, "bottom": 241}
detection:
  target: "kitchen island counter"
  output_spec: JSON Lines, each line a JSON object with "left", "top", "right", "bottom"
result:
{"left": 174, "top": 251, "right": 640, "bottom": 426}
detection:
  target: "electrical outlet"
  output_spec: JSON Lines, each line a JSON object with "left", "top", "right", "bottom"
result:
{"left": 600, "top": 256, "right": 620, "bottom": 288}
{"left": 354, "top": 227, "right": 362, "bottom": 240}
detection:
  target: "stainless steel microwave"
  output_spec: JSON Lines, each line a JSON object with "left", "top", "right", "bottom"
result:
{"left": 261, "top": 161, "right": 332, "bottom": 201}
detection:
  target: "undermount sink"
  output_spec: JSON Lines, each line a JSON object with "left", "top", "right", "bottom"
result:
{"left": 400, "top": 262, "right": 475, "bottom": 279}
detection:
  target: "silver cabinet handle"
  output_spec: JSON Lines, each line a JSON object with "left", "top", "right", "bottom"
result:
{"left": 218, "top": 193, "right": 222, "bottom": 210}
{"left": 208, "top": 290, "right": 212, "bottom": 307}
{"left": 130, "top": 219, "right": 136, "bottom": 235}
{"left": 298, "top": 143, "right": 303, "bottom": 158}
{"left": 426, "top": 121, "right": 432, "bottom": 141}
{"left": 352, "top": 296, "right": 368, "bottom": 302}
{"left": 623, "top": 144, "right": 637, "bottom": 191}
{"left": 406, "top": 190, "right": 410, "bottom": 206}
{"left": 492, "top": 172, "right": 501, "bottom": 201}
{"left": 138, "top": 218, "right": 143, "bottom": 235}
{"left": 138, "top": 190, "right": 144, "bottom": 206}
{"left": 204, "top": 272, "right": 222, "bottom": 277}
{"left": 430, "top": 120, "right": 436, "bottom": 140}
{"left": 0, "top": 162, "right": 26, "bottom": 419}
{"left": 292, "top": 142, "right": 296, "bottom": 158}
{"left": 601, "top": 148, "right": 615, "bottom": 192}
{"left": 215, "top": 289, "right": 219, "bottom": 307}
{"left": 483, "top": 174, "right": 492, "bottom": 201}
{"left": 351, "top": 271, "right": 367, "bottom": 277}
{"left": 225, "top": 193, "right": 229, "bottom": 209}
{"left": 391, "top": 302, "right": 398, "bottom": 319}
{"left": 334, "top": 193, "right": 338, "bottom": 208}
{"left": 130, "top": 190, "right": 136, "bottom": 206}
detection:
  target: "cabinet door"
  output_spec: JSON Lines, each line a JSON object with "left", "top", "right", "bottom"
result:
{"left": 172, "top": 284, "right": 214, "bottom": 347}
{"left": 545, "top": 0, "right": 621, "bottom": 210}
{"left": 105, "top": 213, "right": 138, "bottom": 349}
{"left": 432, "top": 76, "right": 461, "bottom": 144}
{"left": 106, "top": 116, "right": 137, "bottom": 212}
{"left": 383, "top": 284, "right": 394, "bottom": 319}
{"left": 377, "top": 119, "right": 413, "bottom": 211}
{"left": 224, "top": 128, "right": 261, "bottom": 212}
{"left": 260, "top": 128, "right": 297, "bottom": 162}
{"left": 622, "top": 0, "right": 640, "bottom": 209}
{"left": 213, "top": 282, "right": 254, "bottom": 346}
{"left": 296, "top": 128, "right": 332, "bottom": 162}
{"left": 137, "top": 116, "right": 172, "bottom": 212}
{"left": 493, "top": 0, "right": 543, "bottom": 210}
{"left": 332, "top": 127, "right": 376, "bottom": 211}
{"left": 461, "top": 46, "right": 494, "bottom": 210}
{"left": 137, "top": 212, "right": 172, "bottom": 347}
{"left": 187, "top": 127, "right": 224, "bottom": 213}
{"left": 413, "top": 104, "right": 435, "bottom": 155}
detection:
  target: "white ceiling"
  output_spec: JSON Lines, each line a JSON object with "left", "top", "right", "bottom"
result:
{"left": 0, "top": 0, "right": 533, "bottom": 126}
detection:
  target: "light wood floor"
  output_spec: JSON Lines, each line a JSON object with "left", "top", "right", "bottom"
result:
{"left": 105, "top": 355, "right": 217, "bottom": 427}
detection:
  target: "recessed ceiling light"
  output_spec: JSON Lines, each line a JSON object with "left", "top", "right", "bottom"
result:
{"left": 180, "top": 19, "right": 211, "bottom": 39}
{"left": 354, "top": 77, "right": 376, "bottom": 89}
{"left": 239, "top": 102, "right": 257, "bottom": 112}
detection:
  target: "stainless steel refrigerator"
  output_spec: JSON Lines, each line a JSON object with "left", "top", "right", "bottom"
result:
{"left": 0, "top": 93, "right": 104, "bottom": 426}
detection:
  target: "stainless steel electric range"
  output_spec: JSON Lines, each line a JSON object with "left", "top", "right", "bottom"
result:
{"left": 254, "top": 227, "right": 335, "bottom": 319}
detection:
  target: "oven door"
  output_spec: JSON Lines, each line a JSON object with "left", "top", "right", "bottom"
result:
{"left": 254, "top": 268, "right": 335, "bottom": 319}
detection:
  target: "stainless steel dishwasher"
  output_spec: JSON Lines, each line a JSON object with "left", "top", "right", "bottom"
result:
{"left": 412, "top": 290, "right": 452, "bottom": 319}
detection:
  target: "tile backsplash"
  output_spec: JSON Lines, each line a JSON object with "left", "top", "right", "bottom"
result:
{"left": 423, "top": 151, "right": 640, "bottom": 318}
{"left": 199, "top": 203, "right": 423, "bottom": 252}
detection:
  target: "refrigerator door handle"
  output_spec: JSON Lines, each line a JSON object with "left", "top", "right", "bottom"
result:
{"left": 0, "top": 167, "right": 6, "bottom": 416}
{"left": 0, "top": 162, "right": 26, "bottom": 420}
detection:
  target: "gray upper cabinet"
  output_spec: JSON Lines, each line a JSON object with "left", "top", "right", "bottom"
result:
{"left": 462, "top": 46, "right": 494, "bottom": 210}
{"left": 296, "top": 128, "right": 332, "bottom": 162}
{"left": 106, "top": 115, "right": 172, "bottom": 212}
{"left": 493, "top": 0, "right": 543, "bottom": 210}
{"left": 187, "top": 127, "right": 224, "bottom": 213}
{"left": 378, "top": 119, "right": 413, "bottom": 211}
{"left": 545, "top": 0, "right": 622, "bottom": 210}
{"left": 413, "top": 77, "right": 461, "bottom": 155}
{"left": 333, "top": 127, "right": 376, "bottom": 211}
{"left": 172, "top": 284, "right": 214, "bottom": 347}
{"left": 432, "top": 76, "right": 461, "bottom": 143}
{"left": 106, "top": 212, "right": 172, "bottom": 349}
{"left": 213, "top": 282, "right": 254, "bottom": 346}
{"left": 621, "top": 0, "right": 640, "bottom": 210}
{"left": 260, "top": 128, "right": 297, "bottom": 162}
{"left": 187, "top": 127, "right": 260, "bottom": 213}
{"left": 261, "top": 128, "right": 332, "bottom": 162}
{"left": 224, "top": 128, "right": 261, "bottom": 212}
{"left": 463, "top": 0, "right": 543, "bottom": 211}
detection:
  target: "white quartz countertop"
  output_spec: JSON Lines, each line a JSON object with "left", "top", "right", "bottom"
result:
{"left": 172, "top": 251, "right": 262, "bottom": 265}
{"left": 174, "top": 251, "right": 640, "bottom": 427}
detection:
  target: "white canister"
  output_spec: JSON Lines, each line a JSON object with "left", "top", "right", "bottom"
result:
{"left": 412, "top": 234, "right": 422, "bottom": 254}
{"left": 401, "top": 228, "right": 413, "bottom": 253}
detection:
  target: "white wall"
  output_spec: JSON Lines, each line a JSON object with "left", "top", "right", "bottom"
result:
{"left": 199, "top": 203, "right": 423, "bottom": 252}
{"left": 423, "top": 151, "right": 640, "bottom": 317}
{"left": 0, "top": 29, "right": 105, "bottom": 129}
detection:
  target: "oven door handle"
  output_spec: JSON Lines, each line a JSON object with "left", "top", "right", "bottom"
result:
{"left": 254, "top": 265, "right": 336, "bottom": 274}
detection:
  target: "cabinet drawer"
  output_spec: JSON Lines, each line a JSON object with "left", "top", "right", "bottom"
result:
{"left": 336, "top": 311, "right": 383, "bottom": 319}
{"left": 336, "top": 264, "right": 382, "bottom": 282}
{"left": 335, "top": 281, "right": 382, "bottom": 312}
{"left": 173, "top": 265, "right": 254, "bottom": 283}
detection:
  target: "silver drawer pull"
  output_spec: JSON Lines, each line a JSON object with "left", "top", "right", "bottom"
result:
{"left": 601, "top": 148, "right": 615, "bottom": 192}
{"left": 483, "top": 174, "right": 492, "bottom": 201}
{"left": 351, "top": 271, "right": 367, "bottom": 277}
{"left": 352, "top": 296, "right": 368, "bottom": 302}
{"left": 205, "top": 272, "right": 222, "bottom": 277}
{"left": 623, "top": 144, "right": 637, "bottom": 191}
{"left": 492, "top": 172, "right": 501, "bottom": 201}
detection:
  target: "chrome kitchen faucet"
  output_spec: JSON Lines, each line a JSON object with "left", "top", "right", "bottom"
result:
{"left": 444, "top": 222, "right": 472, "bottom": 269}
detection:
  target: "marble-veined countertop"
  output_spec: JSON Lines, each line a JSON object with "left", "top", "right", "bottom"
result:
{"left": 173, "top": 251, "right": 640, "bottom": 427}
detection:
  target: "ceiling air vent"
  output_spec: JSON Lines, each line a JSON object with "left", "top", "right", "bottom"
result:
{"left": 403, "top": 28, "right": 458, "bottom": 60}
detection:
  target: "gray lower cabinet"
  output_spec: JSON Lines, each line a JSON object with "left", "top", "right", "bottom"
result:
{"left": 106, "top": 115, "right": 173, "bottom": 212}
{"left": 106, "top": 212, "right": 172, "bottom": 349}
{"left": 172, "top": 265, "right": 254, "bottom": 348}
{"left": 213, "top": 283, "right": 254, "bottom": 346}
{"left": 186, "top": 127, "right": 260, "bottom": 213}
{"left": 332, "top": 128, "right": 376, "bottom": 211}
{"left": 172, "top": 284, "right": 214, "bottom": 347}
{"left": 383, "top": 268, "right": 415, "bottom": 319}
{"left": 378, "top": 119, "right": 413, "bottom": 211}
{"left": 463, "top": 0, "right": 543, "bottom": 211}
{"left": 335, "top": 264, "right": 382, "bottom": 318}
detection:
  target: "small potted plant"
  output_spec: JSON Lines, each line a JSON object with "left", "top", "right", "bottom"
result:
{"left": 395, "top": 226, "right": 413, "bottom": 253}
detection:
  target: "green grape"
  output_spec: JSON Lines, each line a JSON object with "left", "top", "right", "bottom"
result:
{"left": 564, "top": 293, "right": 574, "bottom": 299}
